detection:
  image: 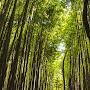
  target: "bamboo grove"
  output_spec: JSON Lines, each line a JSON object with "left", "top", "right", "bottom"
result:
{"left": 0, "top": 0, "right": 90, "bottom": 90}
{"left": 62, "top": 0, "right": 90, "bottom": 90}
{"left": 0, "top": 0, "right": 64, "bottom": 90}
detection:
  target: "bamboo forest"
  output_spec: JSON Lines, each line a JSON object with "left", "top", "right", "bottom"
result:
{"left": 0, "top": 0, "right": 90, "bottom": 90}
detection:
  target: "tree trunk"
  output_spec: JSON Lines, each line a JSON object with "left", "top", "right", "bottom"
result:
{"left": 83, "top": 0, "right": 90, "bottom": 40}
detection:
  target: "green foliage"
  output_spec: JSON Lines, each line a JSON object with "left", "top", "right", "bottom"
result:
{"left": 0, "top": 0, "right": 90, "bottom": 90}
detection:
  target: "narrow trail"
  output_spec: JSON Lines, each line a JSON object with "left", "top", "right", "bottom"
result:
{"left": 0, "top": 0, "right": 90, "bottom": 90}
